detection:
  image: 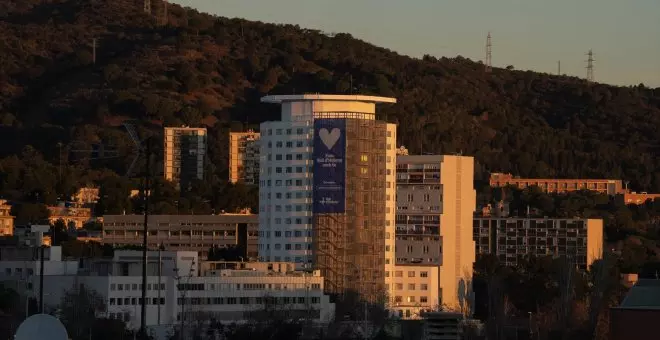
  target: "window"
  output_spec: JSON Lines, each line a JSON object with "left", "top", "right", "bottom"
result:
{"left": 424, "top": 194, "right": 430, "bottom": 202}
{"left": 395, "top": 296, "right": 402, "bottom": 303}
{"left": 296, "top": 128, "right": 304, "bottom": 135}
{"left": 421, "top": 284, "right": 428, "bottom": 290}
{"left": 408, "top": 283, "right": 415, "bottom": 290}
{"left": 420, "top": 271, "right": 429, "bottom": 278}
{"left": 408, "top": 271, "right": 415, "bottom": 277}
{"left": 286, "top": 154, "right": 293, "bottom": 160}
{"left": 396, "top": 283, "right": 403, "bottom": 290}
{"left": 395, "top": 271, "right": 403, "bottom": 277}
{"left": 286, "top": 141, "right": 293, "bottom": 148}
{"left": 276, "top": 154, "right": 282, "bottom": 160}
{"left": 360, "top": 154, "right": 368, "bottom": 162}
{"left": 420, "top": 296, "right": 428, "bottom": 303}
{"left": 296, "top": 154, "right": 303, "bottom": 160}
{"left": 296, "top": 141, "right": 304, "bottom": 147}
{"left": 407, "top": 194, "right": 414, "bottom": 202}
{"left": 407, "top": 296, "right": 415, "bottom": 303}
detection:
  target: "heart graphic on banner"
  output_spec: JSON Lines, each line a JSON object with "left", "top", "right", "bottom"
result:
{"left": 319, "top": 128, "right": 341, "bottom": 150}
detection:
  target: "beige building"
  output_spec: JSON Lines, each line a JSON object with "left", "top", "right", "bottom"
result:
{"left": 102, "top": 214, "right": 258, "bottom": 259}
{"left": 0, "top": 200, "right": 14, "bottom": 236}
{"left": 390, "top": 265, "right": 440, "bottom": 319}
{"left": 47, "top": 203, "right": 92, "bottom": 229}
{"left": 395, "top": 155, "right": 477, "bottom": 314}
{"left": 489, "top": 173, "right": 625, "bottom": 195}
{"left": 164, "top": 127, "right": 207, "bottom": 190}
{"left": 229, "top": 130, "right": 261, "bottom": 185}
{"left": 473, "top": 217, "right": 604, "bottom": 270}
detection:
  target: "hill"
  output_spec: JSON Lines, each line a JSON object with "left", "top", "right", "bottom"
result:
{"left": 0, "top": 0, "right": 659, "bottom": 212}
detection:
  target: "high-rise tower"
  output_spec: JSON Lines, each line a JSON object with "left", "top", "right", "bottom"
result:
{"left": 164, "top": 127, "right": 207, "bottom": 191}
{"left": 259, "top": 94, "right": 397, "bottom": 303}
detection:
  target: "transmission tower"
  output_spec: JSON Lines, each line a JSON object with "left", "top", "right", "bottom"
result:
{"left": 586, "top": 49, "right": 595, "bottom": 82}
{"left": 144, "top": 0, "right": 151, "bottom": 13}
{"left": 485, "top": 32, "right": 492, "bottom": 73}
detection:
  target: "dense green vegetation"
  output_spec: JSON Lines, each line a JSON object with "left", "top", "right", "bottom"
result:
{"left": 1, "top": 0, "right": 659, "bottom": 212}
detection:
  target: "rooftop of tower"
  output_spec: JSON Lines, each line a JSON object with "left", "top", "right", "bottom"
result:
{"left": 260, "top": 94, "right": 397, "bottom": 104}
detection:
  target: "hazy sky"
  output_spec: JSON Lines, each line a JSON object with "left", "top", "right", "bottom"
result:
{"left": 173, "top": 0, "right": 660, "bottom": 87}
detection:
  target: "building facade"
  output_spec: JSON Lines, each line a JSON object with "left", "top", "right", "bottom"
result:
{"left": 0, "top": 200, "right": 14, "bottom": 236}
{"left": 390, "top": 264, "right": 440, "bottom": 319}
{"left": 489, "top": 173, "right": 625, "bottom": 195}
{"left": 13, "top": 251, "right": 334, "bottom": 332}
{"left": 258, "top": 94, "right": 397, "bottom": 303}
{"left": 229, "top": 130, "right": 261, "bottom": 185}
{"left": 395, "top": 155, "right": 476, "bottom": 312}
{"left": 47, "top": 202, "right": 92, "bottom": 229}
{"left": 102, "top": 214, "right": 258, "bottom": 259}
{"left": 473, "top": 217, "right": 604, "bottom": 270}
{"left": 164, "top": 127, "right": 207, "bottom": 190}
{"left": 623, "top": 192, "right": 660, "bottom": 205}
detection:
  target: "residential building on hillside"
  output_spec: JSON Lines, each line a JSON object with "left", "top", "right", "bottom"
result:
{"left": 102, "top": 214, "right": 258, "bottom": 259}
{"left": 229, "top": 130, "right": 261, "bottom": 185}
{"left": 623, "top": 192, "right": 660, "bottom": 205}
{"left": 72, "top": 187, "right": 100, "bottom": 205}
{"left": 473, "top": 217, "right": 604, "bottom": 270}
{"left": 395, "top": 155, "right": 476, "bottom": 315}
{"left": 0, "top": 200, "right": 14, "bottom": 236}
{"left": 47, "top": 202, "right": 92, "bottom": 229}
{"left": 164, "top": 127, "right": 207, "bottom": 190}
{"left": 4, "top": 250, "right": 334, "bottom": 333}
{"left": 489, "top": 173, "right": 625, "bottom": 195}
{"left": 258, "top": 94, "right": 397, "bottom": 303}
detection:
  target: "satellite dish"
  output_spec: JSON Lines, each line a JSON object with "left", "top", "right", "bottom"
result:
{"left": 15, "top": 314, "right": 68, "bottom": 340}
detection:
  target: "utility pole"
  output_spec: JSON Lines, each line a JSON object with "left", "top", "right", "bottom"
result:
{"left": 39, "top": 245, "right": 45, "bottom": 313}
{"left": 92, "top": 38, "right": 96, "bottom": 65}
{"left": 140, "top": 137, "right": 152, "bottom": 339}
{"left": 157, "top": 244, "right": 162, "bottom": 325}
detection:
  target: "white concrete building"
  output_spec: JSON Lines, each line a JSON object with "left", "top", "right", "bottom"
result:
{"left": 5, "top": 250, "right": 334, "bottom": 333}
{"left": 258, "top": 94, "right": 397, "bottom": 303}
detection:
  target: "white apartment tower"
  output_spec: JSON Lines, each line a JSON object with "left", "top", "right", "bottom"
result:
{"left": 259, "top": 94, "right": 397, "bottom": 303}
{"left": 395, "top": 155, "right": 476, "bottom": 315}
{"left": 229, "top": 130, "right": 261, "bottom": 185}
{"left": 164, "top": 127, "right": 207, "bottom": 190}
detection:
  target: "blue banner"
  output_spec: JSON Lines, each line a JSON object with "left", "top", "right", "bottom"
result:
{"left": 313, "top": 119, "right": 346, "bottom": 213}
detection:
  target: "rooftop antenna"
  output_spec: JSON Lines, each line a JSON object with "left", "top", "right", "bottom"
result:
{"left": 586, "top": 50, "right": 595, "bottom": 82}
{"left": 485, "top": 32, "right": 492, "bottom": 73}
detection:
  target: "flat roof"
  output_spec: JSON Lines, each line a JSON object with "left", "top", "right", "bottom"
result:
{"left": 261, "top": 94, "right": 397, "bottom": 104}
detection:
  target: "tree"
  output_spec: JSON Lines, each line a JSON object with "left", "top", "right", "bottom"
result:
{"left": 57, "top": 284, "right": 106, "bottom": 340}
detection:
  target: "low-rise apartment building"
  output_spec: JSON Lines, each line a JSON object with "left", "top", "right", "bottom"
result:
{"left": 473, "top": 217, "right": 604, "bottom": 270}
{"left": 489, "top": 173, "right": 625, "bottom": 195}
{"left": 47, "top": 202, "right": 92, "bottom": 229}
{"left": 102, "top": 214, "right": 259, "bottom": 259}
{"left": 623, "top": 192, "right": 660, "bottom": 205}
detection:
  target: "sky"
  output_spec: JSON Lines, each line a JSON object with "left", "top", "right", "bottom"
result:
{"left": 173, "top": 0, "right": 660, "bottom": 87}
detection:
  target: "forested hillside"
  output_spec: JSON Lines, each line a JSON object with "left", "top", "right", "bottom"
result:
{"left": 0, "top": 0, "right": 659, "bottom": 212}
